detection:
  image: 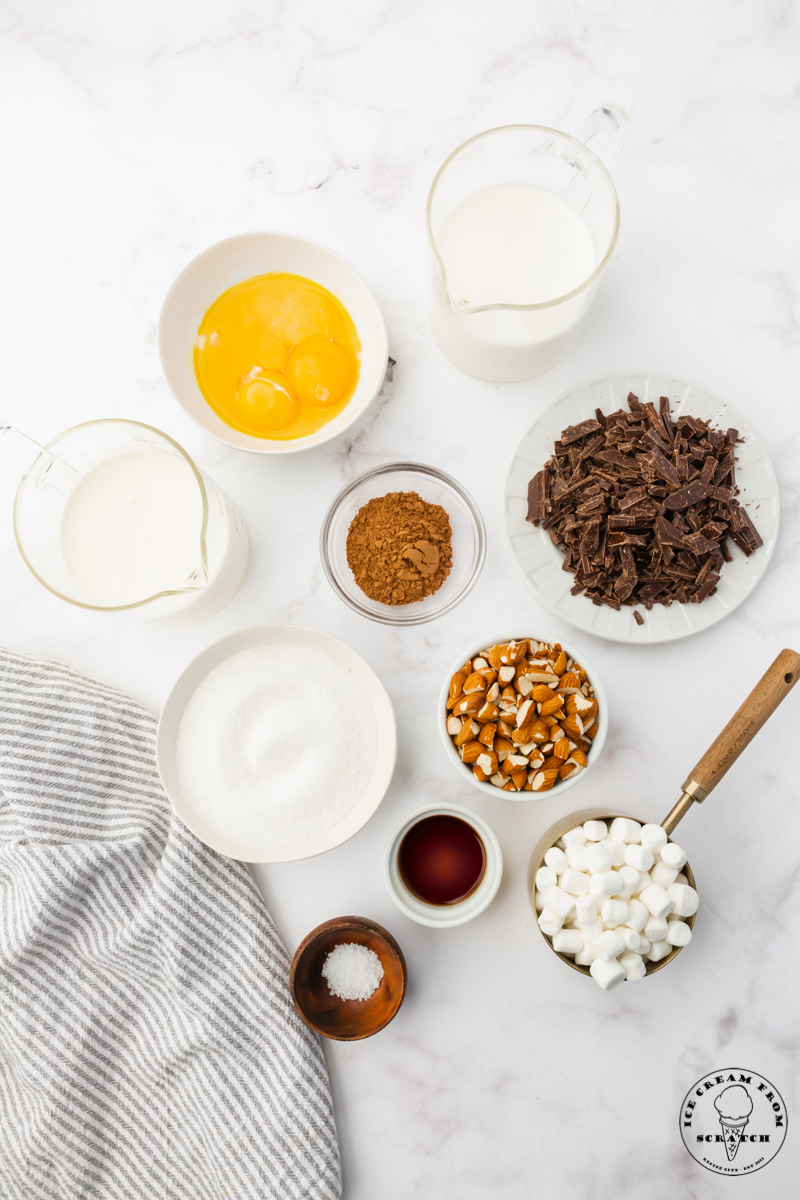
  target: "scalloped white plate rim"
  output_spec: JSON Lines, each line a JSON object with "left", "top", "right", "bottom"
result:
{"left": 502, "top": 372, "right": 779, "bottom": 645}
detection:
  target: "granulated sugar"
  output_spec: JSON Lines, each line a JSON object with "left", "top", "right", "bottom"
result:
{"left": 176, "top": 644, "right": 378, "bottom": 853}
{"left": 322, "top": 943, "right": 384, "bottom": 1002}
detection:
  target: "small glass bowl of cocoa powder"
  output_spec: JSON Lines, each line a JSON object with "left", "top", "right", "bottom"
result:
{"left": 320, "top": 463, "right": 486, "bottom": 625}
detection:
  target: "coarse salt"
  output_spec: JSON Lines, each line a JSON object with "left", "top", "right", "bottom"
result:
{"left": 322, "top": 943, "right": 384, "bottom": 1002}
{"left": 176, "top": 644, "right": 378, "bottom": 854}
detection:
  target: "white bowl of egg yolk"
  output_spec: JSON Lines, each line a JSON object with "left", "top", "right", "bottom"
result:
{"left": 158, "top": 233, "right": 389, "bottom": 453}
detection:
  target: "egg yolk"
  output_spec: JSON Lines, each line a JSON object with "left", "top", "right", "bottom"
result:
{"left": 284, "top": 334, "right": 358, "bottom": 408}
{"left": 235, "top": 372, "right": 300, "bottom": 435}
{"left": 193, "top": 273, "right": 361, "bottom": 440}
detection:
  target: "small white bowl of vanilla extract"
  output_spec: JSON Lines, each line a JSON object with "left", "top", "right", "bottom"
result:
{"left": 384, "top": 802, "right": 503, "bottom": 927}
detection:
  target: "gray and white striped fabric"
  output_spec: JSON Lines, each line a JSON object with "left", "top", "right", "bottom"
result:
{"left": 0, "top": 648, "right": 341, "bottom": 1200}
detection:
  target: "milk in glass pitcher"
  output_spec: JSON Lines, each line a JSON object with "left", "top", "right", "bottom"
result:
{"left": 426, "top": 105, "right": 630, "bottom": 382}
{"left": 2, "top": 419, "right": 249, "bottom": 618}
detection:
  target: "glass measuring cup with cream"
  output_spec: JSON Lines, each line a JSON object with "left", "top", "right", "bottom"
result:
{"left": 7, "top": 419, "right": 248, "bottom": 618}
{"left": 426, "top": 105, "right": 629, "bottom": 381}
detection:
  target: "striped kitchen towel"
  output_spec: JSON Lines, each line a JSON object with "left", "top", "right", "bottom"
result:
{"left": 0, "top": 648, "right": 341, "bottom": 1200}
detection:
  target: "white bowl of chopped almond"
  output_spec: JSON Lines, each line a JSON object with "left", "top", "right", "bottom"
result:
{"left": 439, "top": 636, "right": 608, "bottom": 799}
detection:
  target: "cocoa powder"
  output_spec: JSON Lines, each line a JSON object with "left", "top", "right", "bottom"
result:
{"left": 346, "top": 490, "right": 453, "bottom": 605}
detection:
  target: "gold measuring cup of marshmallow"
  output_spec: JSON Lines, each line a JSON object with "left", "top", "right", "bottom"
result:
{"left": 528, "top": 649, "right": 800, "bottom": 981}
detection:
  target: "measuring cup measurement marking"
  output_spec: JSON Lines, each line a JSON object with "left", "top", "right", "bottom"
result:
{"left": 718, "top": 723, "right": 756, "bottom": 768}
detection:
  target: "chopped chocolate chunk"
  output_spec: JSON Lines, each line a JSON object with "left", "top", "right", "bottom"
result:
{"left": 735, "top": 505, "right": 763, "bottom": 551}
{"left": 561, "top": 418, "right": 603, "bottom": 445}
{"left": 594, "top": 447, "right": 636, "bottom": 470}
{"left": 691, "top": 575, "right": 721, "bottom": 603}
{"left": 633, "top": 610, "right": 645, "bottom": 626}
{"left": 729, "top": 529, "right": 757, "bottom": 557}
{"left": 526, "top": 471, "right": 549, "bottom": 522}
{"left": 525, "top": 393, "right": 763, "bottom": 613}
{"left": 663, "top": 481, "right": 709, "bottom": 510}
{"left": 645, "top": 446, "right": 682, "bottom": 489}
{"left": 684, "top": 532, "right": 720, "bottom": 557}
{"left": 642, "top": 427, "right": 672, "bottom": 455}
{"left": 654, "top": 514, "right": 685, "bottom": 546}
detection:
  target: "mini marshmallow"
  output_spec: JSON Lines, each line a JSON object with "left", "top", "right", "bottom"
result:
{"left": 579, "top": 918, "right": 604, "bottom": 944}
{"left": 644, "top": 915, "right": 668, "bottom": 943}
{"left": 638, "top": 937, "right": 651, "bottom": 955}
{"left": 640, "top": 823, "right": 668, "bottom": 853}
{"left": 625, "top": 898, "right": 649, "bottom": 933}
{"left": 562, "top": 826, "right": 587, "bottom": 848}
{"left": 574, "top": 943, "right": 598, "bottom": 966}
{"left": 544, "top": 846, "right": 568, "bottom": 874}
{"left": 667, "top": 883, "right": 699, "bottom": 918}
{"left": 575, "top": 895, "right": 597, "bottom": 925}
{"left": 561, "top": 868, "right": 590, "bottom": 896}
{"left": 589, "top": 956, "right": 626, "bottom": 991}
{"left": 635, "top": 871, "right": 652, "bottom": 894}
{"left": 624, "top": 843, "right": 654, "bottom": 872}
{"left": 616, "top": 926, "right": 645, "bottom": 953}
{"left": 583, "top": 819, "right": 608, "bottom": 842}
{"left": 600, "top": 837, "right": 625, "bottom": 867}
{"left": 647, "top": 940, "right": 671, "bottom": 962}
{"left": 593, "top": 929, "right": 626, "bottom": 960}
{"left": 661, "top": 841, "right": 688, "bottom": 870}
{"left": 666, "top": 919, "right": 692, "bottom": 947}
{"left": 534, "top": 889, "right": 546, "bottom": 912}
{"left": 619, "top": 950, "right": 647, "bottom": 981}
{"left": 616, "top": 865, "right": 640, "bottom": 899}
{"left": 589, "top": 870, "right": 621, "bottom": 899}
{"left": 565, "top": 843, "right": 588, "bottom": 872}
{"left": 552, "top": 928, "right": 584, "bottom": 955}
{"left": 675, "top": 872, "right": 689, "bottom": 886}
{"left": 609, "top": 817, "right": 642, "bottom": 844}
{"left": 583, "top": 842, "right": 612, "bottom": 875}
{"left": 538, "top": 908, "right": 563, "bottom": 936}
{"left": 601, "top": 898, "right": 629, "bottom": 928}
{"left": 544, "top": 886, "right": 577, "bottom": 920}
{"left": 535, "top": 866, "right": 557, "bottom": 894}
{"left": 650, "top": 860, "right": 679, "bottom": 889}
{"left": 640, "top": 884, "right": 674, "bottom": 919}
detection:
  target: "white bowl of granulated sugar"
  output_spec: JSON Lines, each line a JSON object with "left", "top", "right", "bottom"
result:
{"left": 157, "top": 625, "right": 397, "bottom": 862}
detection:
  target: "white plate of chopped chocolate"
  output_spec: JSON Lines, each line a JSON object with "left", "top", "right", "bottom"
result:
{"left": 503, "top": 373, "right": 779, "bottom": 644}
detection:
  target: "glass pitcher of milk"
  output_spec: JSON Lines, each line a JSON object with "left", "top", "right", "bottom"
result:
{"left": 426, "top": 105, "right": 630, "bottom": 382}
{"left": 5, "top": 419, "right": 249, "bottom": 618}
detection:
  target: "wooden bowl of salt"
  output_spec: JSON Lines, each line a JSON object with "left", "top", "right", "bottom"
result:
{"left": 289, "top": 916, "right": 406, "bottom": 1041}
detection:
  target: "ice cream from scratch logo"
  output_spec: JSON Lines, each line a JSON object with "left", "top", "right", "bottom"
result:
{"left": 680, "top": 1069, "right": 787, "bottom": 1175}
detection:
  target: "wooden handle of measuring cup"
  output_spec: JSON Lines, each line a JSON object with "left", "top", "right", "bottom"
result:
{"left": 683, "top": 649, "right": 800, "bottom": 798}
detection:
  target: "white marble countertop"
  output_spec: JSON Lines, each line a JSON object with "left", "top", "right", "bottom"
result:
{"left": 2, "top": 2, "right": 799, "bottom": 1196}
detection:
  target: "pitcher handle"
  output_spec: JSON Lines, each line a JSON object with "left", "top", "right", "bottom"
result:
{"left": 0, "top": 422, "right": 45, "bottom": 457}
{"left": 0, "top": 423, "right": 77, "bottom": 490}
{"left": 574, "top": 104, "right": 630, "bottom": 170}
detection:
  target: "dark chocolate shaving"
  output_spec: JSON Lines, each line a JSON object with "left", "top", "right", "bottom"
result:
{"left": 663, "top": 481, "right": 709, "bottom": 510}
{"left": 526, "top": 470, "right": 549, "bottom": 522}
{"left": 525, "top": 392, "right": 763, "bottom": 611}
{"left": 561, "top": 419, "right": 603, "bottom": 445}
